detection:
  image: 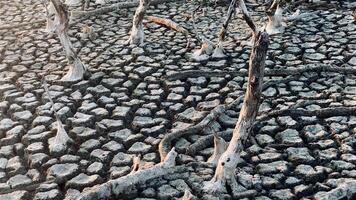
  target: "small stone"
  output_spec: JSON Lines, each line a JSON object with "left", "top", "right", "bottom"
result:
{"left": 275, "top": 129, "right": 303, "bottom": 146}
{"left": 286, "top": 147, "right": 315, "bottom": 164}
{"left": 269, "top": 189, "right": 294, "bottom": 200}
{"left": 87, "top": 162, "right": 104, "bottom": 175}
{"left": 66, "top": 173, "right": 101, "bottom": 189}
{"left": 128, "top": 142, "right": 151, "bottom": 154}
{"left": 176, "top": 107, "right": 207, "bottom": 123}
{"left": 7, "top": 174, "right": 32, "bottom": 189}
{"left": 47, "top": 163, "right": 79, "bottom": 183}
{"left": 0, "top": 191, "right": 30, "bottom": 200}
{"left": 157, "top": 184, "right": 181, "bottom": 199}
{"left": 90, "top": 149, "right": 112, "bottom": 163}
{"left": 34, "top": 189, "right": 61, "bottom": 200}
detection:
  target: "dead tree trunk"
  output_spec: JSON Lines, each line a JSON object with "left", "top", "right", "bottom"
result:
{"left": 127, "top": 0, "right": 150, "bottom": 46}
{"left": 212, "top": 0, "right": 238, "bottom": 58}
{"left": 204, "top": 0, "right": 269, "bottom": 194}
{"left": 49, "top": 0, "right": 89, "bottom": 82}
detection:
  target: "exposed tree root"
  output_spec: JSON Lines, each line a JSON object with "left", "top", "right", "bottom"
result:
{"left": 79, "top": 148, "right": 184, "bottom": 200}
{"left": 164, "top": 64, "right": 356, "bottom": 81}
{"left": 146, "top": 15, "right": 188, "bottom": 34}
{"left": 159, "top": 105, "right": 226, "bottom": 161}
{"left": 258, "top": 106, "right": 356, "bottom": 122}
{"left": 71, "top": 0, "right": 173, "bottom": 19}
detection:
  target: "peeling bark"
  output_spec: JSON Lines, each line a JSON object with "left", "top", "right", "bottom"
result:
{"left": 204, "top": 29, "right": 269, "bottom": 194}
{"left": 79, "top": 148, "right": 182, "bottom": 200}
{"left": 48, "top": 0, "right": 89, "bottom": 82}
{"left": 127, "top": 0, "right": 150, "bottom": 46}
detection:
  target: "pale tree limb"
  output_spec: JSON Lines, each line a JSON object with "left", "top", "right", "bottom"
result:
{"left": 127, "top": 0, "right": 150, "bottom": 46}
{"left": 204, "top": 2, "right": 269, "bottom": 192}
{"left": 146, "top": 15, "right": 188, "bottom": 34}
{"left": 79, "top": 148, "right": 181, "bottom": 200}
{"left": 164, "top": 64, "right": 356, "bottom": 81}
{"left": 43, "top": 78, "right": 74, "bottom": 156}
{"left": 48, "top": 0, "right": 89, "bottom": 82}
{"left": 212, "top": 0, "right": 238, "bottom": 59}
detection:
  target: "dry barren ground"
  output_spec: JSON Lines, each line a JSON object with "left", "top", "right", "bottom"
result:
{"left": 0, "top": 0, "right": 355, "bottom": 199}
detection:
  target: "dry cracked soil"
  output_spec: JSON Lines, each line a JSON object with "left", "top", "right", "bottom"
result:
{"left": 0, "top": 0, "right": 355, "bottom": 199}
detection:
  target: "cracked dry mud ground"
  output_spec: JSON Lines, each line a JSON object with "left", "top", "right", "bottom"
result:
{"left": 0, "top": 0, "right": 355, "bottom": 200}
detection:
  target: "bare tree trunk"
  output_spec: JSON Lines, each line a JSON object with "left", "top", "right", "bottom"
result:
{"left": 127, "top": 0, "right": 150, "bottom": 46}
{"left": 49, "top": 0, "right": 88, "bottom": 82}
{"left": 204, "top": 1, "right": 269, "bottom": 193}
{"left": 204, "top": 30, "right": 269, "bottom": 195}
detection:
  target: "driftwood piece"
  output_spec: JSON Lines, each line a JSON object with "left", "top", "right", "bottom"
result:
{"left": 146, "top": 15, "right": 188, "bottom": 34}
{"left": 164, "top": 64, "right": 356, "bottom": 81}
{"left": 79, "top": 148, "right": 182, "bottom": 200}
{"left": 49, "top": 0, "right": 89, "bottom": 82}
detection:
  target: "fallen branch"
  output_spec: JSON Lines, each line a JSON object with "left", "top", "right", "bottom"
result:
{"left": 258, "top": 106, "right": 356, "bottom": 122}
{"left": 146, "top": 15, "right": 188, "bottom": 34}
{"left": 71, "top": 0, "right": 173, "bottom": 19}
{"left": 164, "top": 64, "right": 356, "bottom": 81}
{"left": 79, "top": 148, "right": 183, "bottom": 200}
{"left": 159, "top": 105, "right": 225, "bottom": 161}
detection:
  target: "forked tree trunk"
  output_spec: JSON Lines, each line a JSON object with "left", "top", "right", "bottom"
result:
{"left": 204, "top": 30, "right": 269, "bottom": 194}
{"left": 49, "top": 0, "right": 88, "bottom": 82}
{"left": 127, "top": 0, "right": 150, "bottom": 46}
{"left": 266, "top": 0, "right": 285, "bottom": 34}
